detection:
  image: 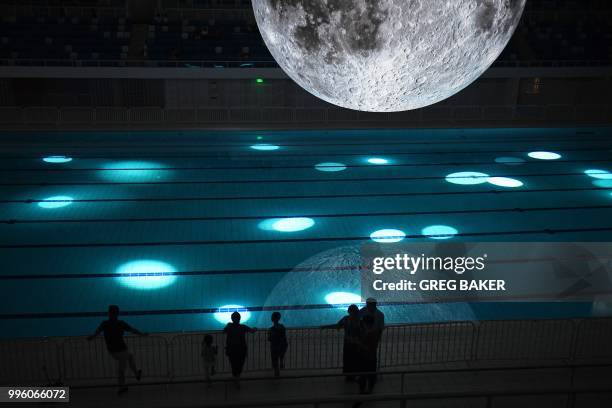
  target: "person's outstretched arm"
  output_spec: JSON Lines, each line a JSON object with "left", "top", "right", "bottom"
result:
{"left": 124, "top": 322, "right": 148, "bottom": 336}
{"left": 321, "top": 318, "right": 344, "bottom": 330}
{"left": 86, "top": 323, "right": 103, "bottom": 341}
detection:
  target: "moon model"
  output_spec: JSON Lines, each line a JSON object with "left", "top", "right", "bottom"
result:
{"left": 252, "top": 0, "right": 526, "bottom": 112}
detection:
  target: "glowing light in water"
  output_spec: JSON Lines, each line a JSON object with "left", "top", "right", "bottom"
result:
{"left": 445, "top": 172, "right": 489, "bottom": 185}
{"left": 258, "top": 217, "right": 315, "bottom": 232}
{"left": 528, "top": 151, "right": 561, "bottom": 160}
{"left": 43, "top": 156, "right": 72, "bottom": 163}
{"left": 366, "top": 157, "right": 389, "bottom": 165}
{"left": 422, "top": 225, "right": 458, "bottom": 239}
{"left": 370, "top": 229, "right": 406, "bottom": 243}
{"left": 585, "top": 169, "right": 612, "bottom": 180}
{"left": 250, "top": 144, "right": 279, "bottom": 151}
{"left": 593, "top": 180, "right": 612, "bottom": 188}
{"left": 495, "top": 156, "right": 525, "bottom": 166}
{"left": 115, "top": 260, "right": 177, "bottom": 290}
{"left": 315, "top": 162, "right": 347, "bottom": 172}
{"left": 100, "top": 161, "right": 168, "bottom": 181}
{"left": 325, "top": 292, "right": 362, "bottom": 307}
{"left": 487, "top": 177, "right": 524, "bottom": 188}
{"left": 214, "top": 305, "right": 251, "bottom": 324}
{"left": 38, "top": 196, "right": 73, "bottom": 209}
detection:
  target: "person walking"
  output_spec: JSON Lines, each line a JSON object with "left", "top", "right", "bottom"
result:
{"left": 87, "top": 305, "right": 147, "bottom": 394}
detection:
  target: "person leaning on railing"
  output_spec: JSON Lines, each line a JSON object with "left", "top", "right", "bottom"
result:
{"left": 321, "top": 304, "right": 363, "bottom": 382}
{"left": 223, "top": 311, "right": 257, "bottom": 389}
{"left": 87, "top": 305, "right": 148, "bottom": 395}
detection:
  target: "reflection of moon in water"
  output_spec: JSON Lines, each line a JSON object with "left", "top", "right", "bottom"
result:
{"left": 258, "top": 246, "right": 476, "bottom": 327}
{"left": 253, "top": 0, "right": 525, "bottom": 112}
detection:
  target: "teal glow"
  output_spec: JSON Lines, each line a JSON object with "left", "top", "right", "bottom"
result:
{"left": 101, "top": 161, "right": 168, "bottom": 181}
{"left": 370, "top": 228, "right": 406, "bottom": 243}
{"left": 366, "top": 157, "right": 389, "bottom": 165}
{"left": 315, "top": 162, "right": 347, "bottom": 172}
{"left": 445, "top": 171, "right": 489, "bottom": 185}
{"left": 214, "top": 305, "right": 251, "bottom": 324}
{"left": 422, "top": 225, "right": 458, "bottom": 239}
{"left": 495, "top": 156, "right": 525, "bottom": 165}
{"left": 585, "top": 169, "right": 612, "bottom": 180}
{"left": 259, "top": 217, "right": 315, "bottom": 232}
{"left": 255, "top": 78, "right": 264, "bottom": 84}
{"left": 325, "top": 292, "right": 362, "bottom": 307}
{"left": 528, "top": 151, "right": 561, "bottom": 160}
{"left": 250, "top": 144, "right": 279, "bottom": 151}
{"left": 43, "top": 156, "right": 72, "bottom": 163}
{"left": 115, "top": 260, "right": 177, "bottom": 290}
{"left": 38, "top": 196, "right": 73, "bottom": 209}
{"left": 487, "top": 177, "right": 524, "bottom": 188}
{"left": 593, "top": 179, "right": 612, "bottom": 188}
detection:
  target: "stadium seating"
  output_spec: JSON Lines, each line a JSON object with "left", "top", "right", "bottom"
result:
{"left": 0, "top": 0, "right": 609, "bottom": 66}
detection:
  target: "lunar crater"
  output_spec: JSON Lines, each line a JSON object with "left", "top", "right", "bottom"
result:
{"left": 254, "top": 0, "right": 525, "bottom": 112}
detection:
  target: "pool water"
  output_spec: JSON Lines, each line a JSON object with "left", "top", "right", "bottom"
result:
{"left": 0, "top": 127, "right": 611, "bottom": 338}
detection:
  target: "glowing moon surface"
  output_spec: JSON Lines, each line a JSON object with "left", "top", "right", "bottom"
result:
{"left": 253, "top": 0, "right": 525, "bottom": 112}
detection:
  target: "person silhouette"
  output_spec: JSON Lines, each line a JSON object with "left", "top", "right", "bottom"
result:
{"left": 321, "top": 304, "right": 363, "bottom": 381}
{"left": 201, "top": 334, "right": 218, "bottom": 387}
{"left": 87, "top": 305, "right": 147, "bottom": 394}
{"left": 357, "top": 314, "right": 380, "bottom": 394}
{"left": 268, "top": 312, "right": 288, "bottom": 377}
{"left": 359, "top": 298, "right": 385, "bottom": 337}
{"left": 223, "top": 311, "right": 256, "bottom": 389}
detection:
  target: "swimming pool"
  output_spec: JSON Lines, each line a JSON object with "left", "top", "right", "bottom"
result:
{"left": 1, "top": 127, "right": 611, "bottom": 338}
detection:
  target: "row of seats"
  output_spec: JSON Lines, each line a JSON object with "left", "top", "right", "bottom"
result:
{"left": 0, "top": 16, "right": 131, "bottom": 61}
{"left": 0, "top": 1, "right": 610, "bottom": 65}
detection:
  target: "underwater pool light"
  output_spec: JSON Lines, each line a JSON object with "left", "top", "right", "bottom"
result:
{"left": 315, "top": 162, "right": 347, "bottom": 172}
{"left": 370, "top": 229, "right": 406, "bottom": 243}
{"left": 527, "top": 151, "right": 561, "bottom": 160}
{"left": 43, "top": 156, "right": 72, "bottom": 163}
{"left": 38, "top": 196, "right": 73, "bottom": 209}
{"left": 214, "top": 305, "right": 252, "bottom": 324}
{"left": 100, "top": 161, "right": 168, "bottom": 182}
{"left": 445, "top": 172, "right": 489, "bottom": 185}
{"left": 584, "top": 169, "right": 612, "bottom": 180}
{"left": 259, "top": 217, "right": 315, "bottom": 232}
{"left": 422, "top": 225, "right": 458, "bottom": 239}
{"left": 487, "top": 177, "right": 524, "bottom": 188}
{"left": 366, "top": 157, "right": 389, "bottom": 165}
{"left": 325, "top": 292, "right": 362, "bottom": 307}
{"left": 250, "top": 144, "right": 279, "bottom": 151}
{"left": 115, "top": 260, "right": 177, "bottom": 290}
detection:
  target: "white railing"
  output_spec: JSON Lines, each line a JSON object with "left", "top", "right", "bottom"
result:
{"left": 1, "top": 318, "right": 611, "bottom": 387}
{"left": 0, "top": 105, "right": 610, "bottom": 128}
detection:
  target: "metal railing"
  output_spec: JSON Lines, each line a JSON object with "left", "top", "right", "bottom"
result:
{"left": 2, "top": 317, "right": 612, "bottom": 387}
{"left": 0, "top": 104, "right": 610, "bottom": 128}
